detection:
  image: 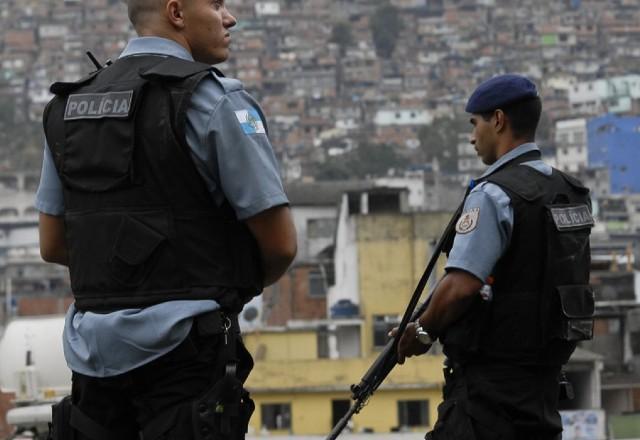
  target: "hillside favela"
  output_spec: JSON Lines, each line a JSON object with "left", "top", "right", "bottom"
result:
{"left": 1, "top": 0, "right": 640, "bottom": 439}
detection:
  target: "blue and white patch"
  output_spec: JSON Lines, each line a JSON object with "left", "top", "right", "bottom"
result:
{"left": 234, "top": 109, "right": 266, "bottom": 135}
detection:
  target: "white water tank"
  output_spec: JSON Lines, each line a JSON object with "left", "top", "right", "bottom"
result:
{"left": 0, "top": 315, "right": 70, "bottom": 401}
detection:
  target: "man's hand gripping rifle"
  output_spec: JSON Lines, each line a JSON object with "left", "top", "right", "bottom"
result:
{"left": 326, "top": 202, "right": 464, "bottom": 439}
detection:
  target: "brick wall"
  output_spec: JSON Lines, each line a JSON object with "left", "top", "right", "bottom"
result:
{"left": 289, "top": 266, "right": 327, "bottom": 321}
{"left": 0, "top": 391, "right": 15, "bottom": 439}
{"left": 263, "top": 265, "right": 327, "bottom": 326}
{"left": 18, "top": 296, "right": 73, "bottom": 316}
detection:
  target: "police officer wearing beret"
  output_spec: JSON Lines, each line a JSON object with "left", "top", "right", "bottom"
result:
{"left": 37, "top": 1, "right": 297, "bottom": 438}
{"left": 394, "top": 75, "right": 594, "bottom": 439}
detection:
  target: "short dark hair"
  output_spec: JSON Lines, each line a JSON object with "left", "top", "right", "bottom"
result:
{"left": 481, "top": 96, "right": 542, "bottom": 140}
{"left": 126, "top": 0, "right": 164, "bottom": 27}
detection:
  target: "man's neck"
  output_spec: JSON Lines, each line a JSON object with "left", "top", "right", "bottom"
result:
{"left": 495, "top": 137, "right": 532, "bottom": 160}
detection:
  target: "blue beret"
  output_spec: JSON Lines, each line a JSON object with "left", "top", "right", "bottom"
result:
{"left": 465, "top": 74, "right": 538, "bottom": 113}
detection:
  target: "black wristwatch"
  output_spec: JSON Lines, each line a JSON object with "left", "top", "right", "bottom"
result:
{"left": 414, "top": 320, "right": 435, "bottom": 346}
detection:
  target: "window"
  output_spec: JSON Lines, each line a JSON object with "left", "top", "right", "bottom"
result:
{"left": 307, "top": 218, "right": 336, "bottom": 239}
{"left": 0, "top": 208, "right": 18, "bottom": 217}
{"left": 317, "top": 326, "right": 329, "bottom": 358}
{"left": 398, "top": 400, "right": 429, "bottom": 427}
{"left": 332, "top": 399, "right": 351, "bottom": 427}
{"left": 373, "top": 315, "right": 400, "bottom": 348}
{"left": 261, "top": 403, "right": 291, "bottom": 430}
{"left": 308, "top": 268, "right": 326, "bottom": 297}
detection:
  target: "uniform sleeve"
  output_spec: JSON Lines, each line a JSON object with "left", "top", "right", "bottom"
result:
{"left": 205, "top": 91, "right": 288, "bottom": 220}
{"left": 34, "top": 141, "right": 65, "bottom": 216}
{"left": 445, "top": 182, "right": 513, "bottom": 282}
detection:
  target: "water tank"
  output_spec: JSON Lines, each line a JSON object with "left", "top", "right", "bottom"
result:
{"left": 330, "top": 299, "right": 360, "bottom": 318}
{"left": 0, "top": 315, "right": 69, "bottom": 400}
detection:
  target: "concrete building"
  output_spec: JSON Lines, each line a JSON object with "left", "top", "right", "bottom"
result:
{"left": 244, "top": 187, "right": 453, "bottom": 434}
{"left": 456, "top": 132, "right": 484, "bottom": 175}
{"left": 555, "top": 118, "right": 588, "bottom": 173}
{"left": 0, "top": 173, "right": 70, "bottom": 324}
{"left": 568, "top": 75, "right": 640, "bottom": 116}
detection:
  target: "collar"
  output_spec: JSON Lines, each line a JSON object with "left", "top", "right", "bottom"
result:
{"left": 479, "top": 142, "right": 540, "bottom": 179}
{"left": 119, "top": 37, "right": 194, "bottom": 62}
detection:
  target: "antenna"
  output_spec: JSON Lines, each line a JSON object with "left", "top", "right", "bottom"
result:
{"left": 86, "top": 51, "right": 103, "bottom": 70}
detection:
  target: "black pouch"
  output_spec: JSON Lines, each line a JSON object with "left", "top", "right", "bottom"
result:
{"left": 49, "top": 396, "right": 75, "bottom": 440}
{"left": 542, "top": 203, "right": 594, "bottom": 343}
{"left": 555, "top": 285, "right": 594, "bottom": 341}
{"left": 192, "top": 375, "right": 255, "bottom": 440}
{"left": 66, "top": 209, "right": 177, "bottom": 298}
{"left": 59, "top": 83, "right": 145, "bottom": 192}
{"left": 108, "top": 213, "right": 168, "bottom": 287}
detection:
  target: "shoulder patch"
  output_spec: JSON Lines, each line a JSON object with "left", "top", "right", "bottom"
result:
{"left": 456, "top": 208, "right": 480, "bottom": 234}
{"left": 64, "top": 91, "right": 133, "bottom": 120}
{"left": 235, "top": 109, "right": 266, "bottom": 135}
{"left": 549, "top": 204, "right": 594, "bottom": 231}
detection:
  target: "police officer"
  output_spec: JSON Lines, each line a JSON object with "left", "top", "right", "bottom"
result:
{"left": 36, "top": 1, "right": 297, "bottom": 438}
{"left": 394, "top": 75, "right": 594, "bottom": 439}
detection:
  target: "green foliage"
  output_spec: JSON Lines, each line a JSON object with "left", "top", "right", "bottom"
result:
{"left": 315, "top": 143, "right": 409, "bottom": 180}
{"left": 330, "top": 22, "right": 353, "bottom": 54}
{"left": 370, "top": 4, "right": 404, "bottom": 58}
{"left": 418, "top": 116, "right": 469, "bottom": 172}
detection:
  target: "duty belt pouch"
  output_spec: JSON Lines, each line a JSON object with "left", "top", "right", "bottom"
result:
{"left": 193, "top": 329, "right": 255, "bottom": 440}
{"left": 48, "top": 395, "right": 75, "bottom": 440}
{"left": 192, "top": 370, "right": 255, "bottom": 440}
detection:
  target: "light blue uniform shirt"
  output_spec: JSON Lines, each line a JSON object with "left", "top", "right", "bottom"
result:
{"left": 445, "top": 143, "right": 552, "bottom": 282}
{"left": 35, "top": 37, "right": 288, "bottom": 377}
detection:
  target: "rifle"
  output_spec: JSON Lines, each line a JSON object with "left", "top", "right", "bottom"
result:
{"left": 326, "top": 200, "right": 465, "bottom": 439}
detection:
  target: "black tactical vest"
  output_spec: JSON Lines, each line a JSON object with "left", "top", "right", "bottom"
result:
{"left": 441, "top": 151, "right": 594, "bottom": 366}
{"left": 42, "top": 55, "right": 263, "bottom": 312}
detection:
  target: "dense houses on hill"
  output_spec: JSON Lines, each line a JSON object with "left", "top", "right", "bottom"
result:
{"left": 2, "top": 0, "right": 640, "bottom": 177}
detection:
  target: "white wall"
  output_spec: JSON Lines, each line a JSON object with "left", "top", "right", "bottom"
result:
{"left": 327, "top": 195, "right": 360, "bottom": 313}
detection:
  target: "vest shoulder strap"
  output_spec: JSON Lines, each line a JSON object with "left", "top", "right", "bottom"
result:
{"left": 139, "top": 56, "right": 215, "bottom": 81}
{"left": 557, "top": 169, "right": 590, "bottom": 195}
{"left": 50, "top": 70, "right": 100, "bottom": 96}
{"left": 485, "top": 164, "right": 548, "bottom": 202}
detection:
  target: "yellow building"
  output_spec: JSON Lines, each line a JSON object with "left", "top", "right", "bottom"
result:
{"left": 243, "top": 187, "right": 454, "bottom": 435}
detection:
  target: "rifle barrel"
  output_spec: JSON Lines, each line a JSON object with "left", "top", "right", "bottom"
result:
{"left": 326, "top": 402, "right": 360, "bottom": 440}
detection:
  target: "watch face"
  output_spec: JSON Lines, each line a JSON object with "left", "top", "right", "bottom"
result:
{"left": 416, "top": 331, "right": 433, "bottom": 345}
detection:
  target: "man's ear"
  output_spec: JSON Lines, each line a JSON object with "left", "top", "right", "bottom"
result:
{"left": 166, "top": 0, "right": 186, "bottom": 29}
{"left": 494, "top": 109, "right": 506, "bottom": 133}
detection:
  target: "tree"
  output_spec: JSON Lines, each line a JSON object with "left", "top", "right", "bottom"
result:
{"left": 370, "top": 4, "right": 404, "bottom": 58}
{"left": 418, "top": 116, "right": 469, "bottom": 173}
{"left": 330, "top": 22, "right": 353, "bottom": 56}
{"left": 315, "top": 143, "right": 409, "bottom": 180}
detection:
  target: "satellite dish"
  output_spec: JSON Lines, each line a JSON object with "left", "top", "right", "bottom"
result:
{"left": 243, "top": 306, "right": 259, "bottom": 323}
